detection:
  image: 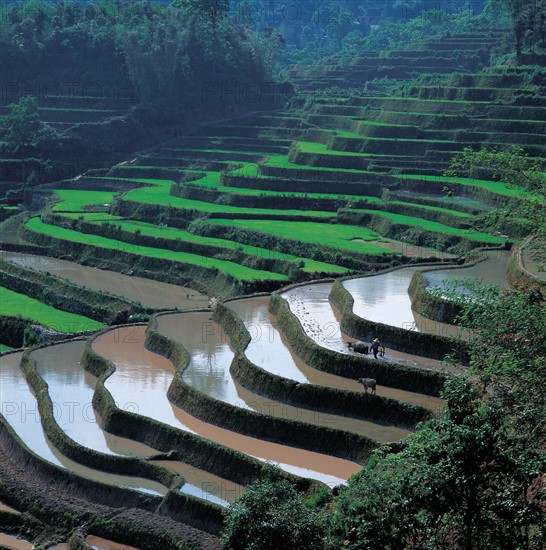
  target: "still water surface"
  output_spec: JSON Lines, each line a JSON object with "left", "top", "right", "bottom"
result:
{"left": 94, "top": 326, "right": 360, "bottom": 485}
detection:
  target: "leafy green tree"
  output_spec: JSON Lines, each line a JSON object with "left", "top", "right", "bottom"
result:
{"left": 448, "top": 146, "right": 546, "bottom": 194}
{"left": 172, "top": 0, "right": 230, "bottom": 23}
{"left": 2, "top": 96, "right": 44, "bottom": 152}
{"left": 222, "top": 465, "right": 330, "bottom": 550}
{"left": 331, "top": 282, "right": 546, "bottom": 549}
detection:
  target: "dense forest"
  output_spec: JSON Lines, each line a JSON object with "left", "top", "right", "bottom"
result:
{"left": 0, "top": 0, "right": 543, "bottom": 174}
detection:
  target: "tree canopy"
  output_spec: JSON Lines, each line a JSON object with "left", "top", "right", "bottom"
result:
{"left": 223, "top": 285, "right": 546, "bottom": 549}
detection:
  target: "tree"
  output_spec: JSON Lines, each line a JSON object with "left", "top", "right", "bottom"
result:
{"left": 446, "top": 146, "right": 546, "bottom": 236}
{"left": 172, "top": 0, "right": 230, "bottom": 23}
{"left": 2, "top": 96, "right": 44, "bottom": 152}
{"left": 290, "top": 283, "right": 545, "bottom": 550}
{"left": 448, "top": 146, "right": 546, "bottom": 194}
{"left": 493, "top": 0, "right": 546, "bottom": 56}
{"left": 222, "top": 465, "right": 330, "bottom": 550}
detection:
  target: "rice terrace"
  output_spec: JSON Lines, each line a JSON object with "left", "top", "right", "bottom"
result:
{"left": 0, "top": 1, "right": 544, "bottom": 549}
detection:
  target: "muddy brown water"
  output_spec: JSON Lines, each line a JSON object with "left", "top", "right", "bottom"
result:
{"left": 0, "top": 251, "right": 206, "bottom": 310}
{"left": 0, "top": 352, "right": 166, "bottom": 496}
{"left": 0, "top": 501, "right": 20, "bottom": 515}
{"left": 93, "top": 327, "right": 361, "bottom": 485}
{"left": 158, "top": 309, "right": 409, "bottom": 442}
{"left": 86, "top": 535, "right": 140, "bottom": 550}
{"left": 31, "top": 340, "right": 237, "bottom": 505}
{"left": 281, "top": 283, "right": 457, "bottom": 374}
{"left": 156, "top": 312, "right": 246, "bottom": 408}
{"left": 227, "top": 298, "right": 415, "bottom": 439}
{"left": 0, "top": 533, "right": 34, "bottom": 549}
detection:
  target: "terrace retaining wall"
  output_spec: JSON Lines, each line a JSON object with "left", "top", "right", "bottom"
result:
{"left": 269, "top": 292, "right": 447, "bottom": 397}
{"left": 145, "top": 314, "right": 377, "bottom": 464}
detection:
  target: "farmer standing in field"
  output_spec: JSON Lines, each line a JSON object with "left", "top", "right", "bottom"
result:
{"left": 370, "top": 338, "right": 384, "bottom": 359}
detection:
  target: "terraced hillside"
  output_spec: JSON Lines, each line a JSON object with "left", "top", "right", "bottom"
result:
{"left": 11, "top": 67, "right": 546, "bottom": 305}
{"left": 0, "top": 91, "right": 138, "bottom": 230}
{"left": 0, "top": 277, "right": 453, "bottom": 547}
{"left": 1, "top": 21, "right": 545, "bottom": 547}
{"left": 283, "top": 30, "right": 512, "bottom": 91}
{"left": 4, "top": 62, "right": 544, "bottom": 354}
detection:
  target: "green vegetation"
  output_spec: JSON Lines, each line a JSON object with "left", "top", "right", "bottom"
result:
{"left": 25, "top": 217, "right": 288, "bottom": 282}
{"left": 88, "top": 217, "right": 347, "bottom": 275}
{"left": 0, "top": 344, "right": 14, "bottom": 352}
{"left": 391, "top": 201, "right": 472, "bottom": 218}
{"left": 206, "top": 219, "right": 397, "bottom": 255}
{"left": 125, "top": 189, "right": 335, "bottom": 218}
{"left": 0, "top": 286, "right": 105, "bottom": 333}
{"left": 224, "top": 285, "right": 546, "bottom": 549}
{"left": 351, "top": 209, "right": 507, "bottom": 243}
{"left": 50, "top": 190, "right": 116, "bottom": 212}
{"left": 3, "top": 1, "right": 545, "bottom": 549}
{"left": 401, "top": 173, "right": 533, "bottom": 197}
{"left": 446, "top": 146, "right": 546, "bottom": 236}
{"left": 447, "top": 146, "right": 546, "bottom": 195}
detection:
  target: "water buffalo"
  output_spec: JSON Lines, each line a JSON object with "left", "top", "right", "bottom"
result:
{"left": 347, "top": 341, "right": 369, "bottom": 354}
{"left": 357, "top": 377, "right": 377, "bottom": 395}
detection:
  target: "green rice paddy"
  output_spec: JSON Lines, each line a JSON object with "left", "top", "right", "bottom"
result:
{"left": 205, "top": 219, "right": 400, "bottom": 256}
{"left": 54, "top": 212, "right": 348, "bottom": 275}
{"left": 121, "top": 175, "right": 335, "bottom": 218}
{"left": 352, "top": 209, "right": 506, "bottom": 243}
{"left": 50, "top": 190, "right": 116, "bottom": 211}
{"left": 25, "top": 217, "right": 289, "bottom": 282}
{"left": 0, "top": 286, "right": 105, "bottom": 333}
{"left": 30, "top": 78, "right": 539, "bottom": 295}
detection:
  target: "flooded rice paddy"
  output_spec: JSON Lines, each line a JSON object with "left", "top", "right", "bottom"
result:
{"left": 281, "top": 282, "right": 458, "bottom": 373}
{"left": 158, "top": 305, "right": 410, "bottom": 442}
{"left": 1, "top": 251, "right": 206, "bottom": 310}
{"left": 93, "top": 326, "right": 361, "bottom": 486}
{"left": 0, "top": 352, "right": 166, "bottom": 495}
{"left": 0, "top": 247, "right": 513, "bottom": 511}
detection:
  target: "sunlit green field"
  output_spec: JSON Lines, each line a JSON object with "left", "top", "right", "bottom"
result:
{"left": 0, "top": 286, "right": 105, "bottom": 332}
{"left": 121, "top": 176, "right": 335, "bottom": 218}
{"left": 352, "top": 209, "right": 506, "bottom": 243}
{"left": 25, "top": 217, "right": 289, "bottom": 282}
{"left": 0, "top": 344, "right": 14, "bottom": 352}
{"left": 50, "top": 190, "right": 117, "bottom": 211}
{"left": 52, "top": 211, "right": 349, "bottom": 275}
{"left": 205, "top": 219, "right": 400, "bottom": 255}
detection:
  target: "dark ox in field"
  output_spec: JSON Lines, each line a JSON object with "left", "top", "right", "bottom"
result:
{"left": 347, "top": 341, "right": 369, "bottom": 354}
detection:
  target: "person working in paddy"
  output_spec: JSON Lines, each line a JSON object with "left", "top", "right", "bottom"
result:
{"left": 370, "top": 338, "right": 384, "bottom": 359}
